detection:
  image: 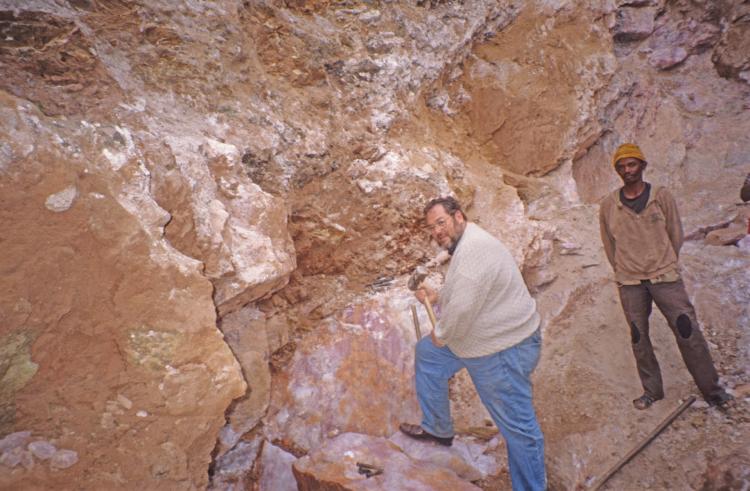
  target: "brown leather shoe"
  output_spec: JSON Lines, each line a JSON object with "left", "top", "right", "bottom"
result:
{"left": 399, "top": 423, "right": 453, "bottom": 446}
{"left": 632, "top": 394, "right": 660, "bottom": 410}
{"left": 708, "top": 393, "right": 735, "bottom": 411}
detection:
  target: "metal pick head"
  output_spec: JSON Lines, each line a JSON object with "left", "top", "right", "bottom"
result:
{"left": 407, "top": 265, "right": 429, "bottom": 291}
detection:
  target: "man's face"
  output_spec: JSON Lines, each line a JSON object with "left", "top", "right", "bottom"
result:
{"left": 425, "top": 204, "right": 466, "bottom": 250}
{"left": 614, "top": 157, "right": 647, "bottom": 185}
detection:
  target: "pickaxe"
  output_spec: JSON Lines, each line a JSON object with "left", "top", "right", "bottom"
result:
{"left": 407, "top": 265, "right": 438, "bottom": 330}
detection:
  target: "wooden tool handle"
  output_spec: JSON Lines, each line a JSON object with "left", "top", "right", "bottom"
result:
{"left": 410, "top": 304, "right": 422, "bottom": 339}
{"left": 423, "top": 296, "right": 438, "bottom": 329}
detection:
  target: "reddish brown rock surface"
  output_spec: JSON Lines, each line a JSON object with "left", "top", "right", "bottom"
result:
{"left": 1, "top": 1, "right": 748, "bottom": 490}
{"left": 263, "top": 291, "right": 422, "bottom": 453}
{"left": 0, "top": 94, "right": 245, "bottom": 489}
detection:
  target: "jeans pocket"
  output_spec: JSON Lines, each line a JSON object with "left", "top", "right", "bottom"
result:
{"left": 517, "top": 330, "right": 541, "bottom": 375}
{"left": 522, "top": 328, "right": 542, "bottom": 349}
{"left": 531, "top": 328, "right": 541, "bottom": 344}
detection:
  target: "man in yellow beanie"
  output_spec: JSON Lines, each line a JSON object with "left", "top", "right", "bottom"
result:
{"left": 599, "top": 143, "right": 733, "bottom": 410}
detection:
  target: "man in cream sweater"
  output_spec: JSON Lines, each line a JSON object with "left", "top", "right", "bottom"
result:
{"left": 400, "top": 196, "right": 546, "bottom": 491}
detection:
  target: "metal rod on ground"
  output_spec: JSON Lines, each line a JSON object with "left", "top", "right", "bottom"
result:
{"left": 591, "top": 395, "right": 696, "bottom": 490}
{"left": 410, "top": 304, "right": 421, "bottom": 339}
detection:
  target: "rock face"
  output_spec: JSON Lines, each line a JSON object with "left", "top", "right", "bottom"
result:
{"left": 263, "top": 289, "right": 423, "bottom": 453}
{"left": 1, "top": 0, "right": 749, "bottom": 490}
{"left": 447, "top": 3, "right": 615, "bottom": 177}
{"left": 0, "top": 95, "right": 246, "bottom": 488}
{"left": 259, "top": 442, "right": 298, "bottom": 491}
{"left": 712, "top": 2, "right": 750, "bottom": 83}
{"left": 216, "top": 307, "right": 272, "bottom": 455}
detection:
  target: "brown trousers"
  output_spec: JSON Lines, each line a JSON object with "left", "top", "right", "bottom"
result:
{"left": 618, "top": 279, "right": 725, "bottom": 403}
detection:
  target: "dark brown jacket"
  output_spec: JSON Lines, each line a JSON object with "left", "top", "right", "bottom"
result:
{"left": 599, "top": 186, "right": 683, "bottom": 285}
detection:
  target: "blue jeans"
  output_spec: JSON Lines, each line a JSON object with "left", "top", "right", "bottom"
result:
{"left": 415, "top": 330, "right": 546, "bottom": 491}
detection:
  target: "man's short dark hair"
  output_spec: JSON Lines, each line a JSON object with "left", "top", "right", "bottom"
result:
{"left": 424, "top": 196, "right": 465, "bottom": 219}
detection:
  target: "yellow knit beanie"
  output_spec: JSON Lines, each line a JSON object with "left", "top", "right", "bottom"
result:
{"left": 612, "top": 143, "right": 646, "bottom": 167}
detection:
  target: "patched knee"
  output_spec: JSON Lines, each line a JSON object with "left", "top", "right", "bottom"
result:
{"left": 676, "top": 314, "right": 692, "bottom": 339}
{"left": 630, "top": 321, "right": 640, "bottom": 344}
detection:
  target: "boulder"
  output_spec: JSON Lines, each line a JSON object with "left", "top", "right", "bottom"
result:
{"left": 648, "top": 46, "right": 688, "bottom": 70}
{"left": 263, "top": 289, "right": 422, "bottom": 452}
{"left": 705, "top": 226, "right": 746, "bottom": 246}
{"left": 389, "top": 432, "right": 500, "bottom": 482}
{"left": 614, "top": 6, "right": 658, "bottom": 42}
{"left": 152, "top": 134, "right": 296, "bottom": 317}
{"left": 292, "top": 433, "right": 481, "bottom": 491}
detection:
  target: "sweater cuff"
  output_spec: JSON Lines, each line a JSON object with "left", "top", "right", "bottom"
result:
{"left": 434, "top": 321, "right": 451, "bottom": 344}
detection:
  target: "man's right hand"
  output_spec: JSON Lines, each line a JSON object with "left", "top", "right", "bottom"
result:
{"left": 415, "top": 286, "right": 438, "bottom": 306}
{"left": 430, "top": 330, "right": 445, "bottom": 347}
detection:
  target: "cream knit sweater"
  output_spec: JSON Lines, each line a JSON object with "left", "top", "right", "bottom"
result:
{"left": 435, "top": 222, "right": 540, "bottom": 358}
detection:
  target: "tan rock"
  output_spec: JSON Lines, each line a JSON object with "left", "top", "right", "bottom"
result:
{"left": 389, "top": 432, "right": 500, "bottom": 482}
{"left": 217, "top": 306, "right": 272, "bottom": 454}
{"left": 712, "top": 3, "right": 750, "bottom": 83}
{"left": 153, "top": 135, "right": 296, "bottom": 316}
{"left": 704, "top": 226, "right": 746, "bottom": 246}
{"left": 293, "top": 433, "right": 481, "bottom": 491}
{"left": 459, "top": 5, "right": 614, "bottom": 176}
{"left": 613, "top": 6, "right": 658, "bottom": 42}
{"left": 648, "top": 46, "right": 689, "bottom": 70}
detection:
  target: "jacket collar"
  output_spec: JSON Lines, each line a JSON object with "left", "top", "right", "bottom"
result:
{"left": 613, "top": 182, "right": 657, "bottom": 209}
